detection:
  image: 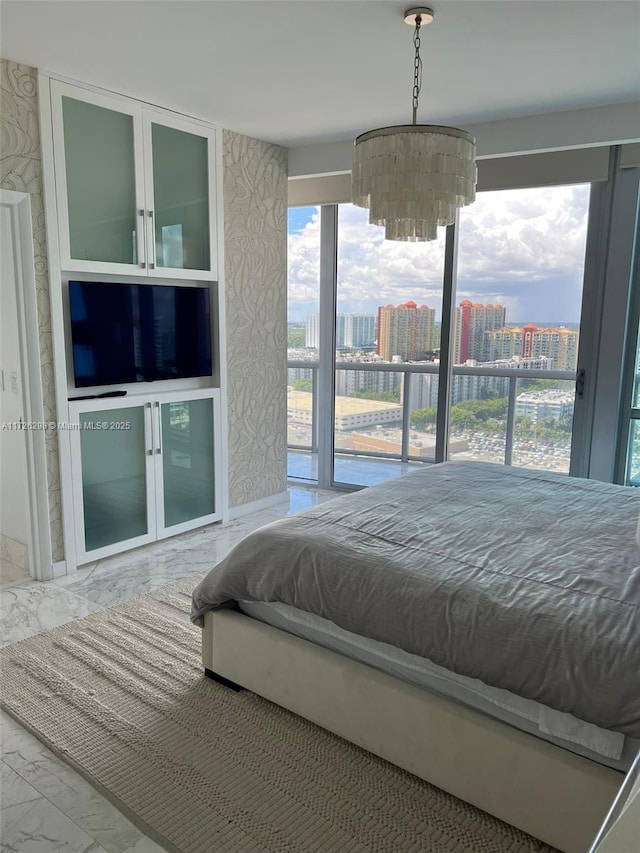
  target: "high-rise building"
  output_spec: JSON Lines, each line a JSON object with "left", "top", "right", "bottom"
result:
{"left": 305, "top": 314, "right": 320, "bottom": 348}
{"left": 377, "top": 301, "right": 436, "bottom": 361}
{"left": 453, "top": 301, "right": 506, "bottom": 363}
{"left": 451, "top": 356, "right": 553, "bottom": 404}
{"left": 306, "top": 314, "right": 375, "bottom": 349}
{"left": 344, "top": 314, "right": 376, "bottom": 348}
{"left": 408, "top": 373, "right": 439, "bottom": 410}
{"left": 409, "top": 355, "right": 553, "bottom": 411}
{"left": 485, "top": 326, "right": 523, "bottom": 361}
{"left": 485, "top": 325, "right": 579, "bottom": 370}
{"left": 335, "top": 355, "right": 401, "bottom": 396}
{"left": 515, "top": 389, "right": 575, "bottom": 422}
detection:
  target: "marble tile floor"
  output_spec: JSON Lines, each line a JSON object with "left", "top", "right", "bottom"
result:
{"left": 0, "top": 485, "right": 336, "bottom": 853}
{"left": 0, "top": 558, "right": 30, "bottom": 586}
{"left": 288, "top": 449, "right": 426, "bottom": 488}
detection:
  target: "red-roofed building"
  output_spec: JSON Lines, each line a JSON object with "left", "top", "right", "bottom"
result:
{"left": 486, "top": 324, "right": 579, "bottom": 369}
{"left": 377, "top": 301, "right": 436, "bottom": 361}
{"left": 453, "top": 301, "right": 506, "bottom": 363}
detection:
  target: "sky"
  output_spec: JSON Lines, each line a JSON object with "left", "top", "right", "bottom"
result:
{"left": 287, "top": 184, "right": 590, "bottom": 326}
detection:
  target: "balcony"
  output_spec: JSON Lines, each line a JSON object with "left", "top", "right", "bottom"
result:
{"left": 288, "top": 358, "right": 576, "bottom": 487}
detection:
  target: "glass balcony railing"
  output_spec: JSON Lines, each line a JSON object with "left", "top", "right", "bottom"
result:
{"left": 288, "top": 359, "right": 577, "bottom": 480}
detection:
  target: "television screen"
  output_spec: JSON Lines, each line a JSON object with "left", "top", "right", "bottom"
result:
{"left": 69, "top": 281, "right": 212, "bottom": 387}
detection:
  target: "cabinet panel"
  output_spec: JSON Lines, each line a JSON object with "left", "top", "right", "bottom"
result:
{"left": 159, "top": 397, "right": 216, "bottom": 529}
{"left": 50, "top": 82, "right": 218, "bottom": 279}
{"left": 70, "top": 401, "right": 156, "bottom": 562}
{"left": 150, "top": 122, "right": 211, "bottom": 273}
{"left": 51, "top": 81, "right": 146, "bottom": 275}
{"left": 62, "top": 97, "right": 138, "bottom": 265}
{"left": 69, "top": 392, "right": 221, "bottom": 563}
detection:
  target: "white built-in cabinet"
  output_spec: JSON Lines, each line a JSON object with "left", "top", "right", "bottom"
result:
{"left": 68, "top": 390, "right": 222, "bottom": 564}
{"left": 44, "top": 78, "right": 226, "bottom": 568}
{"left": 50, "top": 80, "right": 217, "bottom": 280}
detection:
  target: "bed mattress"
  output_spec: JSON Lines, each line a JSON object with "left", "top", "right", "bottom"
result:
{"left": 239, "top": 599, "right": 638, "bottom": 772}
{"left": 192, "top": 462, "right": 640, "bottom": 741}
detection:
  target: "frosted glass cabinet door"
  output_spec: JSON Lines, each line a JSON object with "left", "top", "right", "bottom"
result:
{"left": 147, "top": 119, "right": 214, "bottom": 276}
{"left": 159, "top": 397, "right": 216, "bottom": 530}
{"left": 59, "top": 94, "right": 141, "bottom": 267}
{"left": 76, "top": 405, "right": 154, "bottom": 555}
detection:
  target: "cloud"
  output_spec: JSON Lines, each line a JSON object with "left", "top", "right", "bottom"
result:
{"left": 287, "top": 184, "right": 590, "bottom": 324}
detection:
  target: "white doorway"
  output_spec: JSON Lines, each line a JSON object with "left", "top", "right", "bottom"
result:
{"left": 0, "top": 190, "right": 51, "bottom": 581}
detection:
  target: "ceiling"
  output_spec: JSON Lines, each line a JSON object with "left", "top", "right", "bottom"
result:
{"left": 2, "top": 0, "right": 639, "bottom": 149}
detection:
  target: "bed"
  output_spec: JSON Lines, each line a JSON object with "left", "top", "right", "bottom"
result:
{"left": 191, "top": 462, "right": 640, "bottom": 853}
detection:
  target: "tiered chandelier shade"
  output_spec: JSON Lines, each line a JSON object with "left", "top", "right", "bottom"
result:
{"left": 351, "top": 7, "right": 477, "bottom": 242}
{"left": 352, "top": 124, "right": 477, "bottom": 241}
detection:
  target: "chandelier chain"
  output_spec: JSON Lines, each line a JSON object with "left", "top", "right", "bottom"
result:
{"left": 411, "top": 16, "right": 423, "bottom": 125}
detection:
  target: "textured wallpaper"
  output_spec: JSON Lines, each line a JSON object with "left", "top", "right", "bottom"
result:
{"left": 223, "top": 130, "right": 288, "bottom": 508}
{"left": 0, "top": 60, "right": 63, "bottom": 563}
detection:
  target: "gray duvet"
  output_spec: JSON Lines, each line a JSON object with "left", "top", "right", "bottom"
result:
{"left": 191, "top": 462, "right": 640, "bottom": 737}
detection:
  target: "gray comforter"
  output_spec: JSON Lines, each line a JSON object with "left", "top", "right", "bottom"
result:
{"left": 191, "top": 462, "right": 640, "bottom": 737}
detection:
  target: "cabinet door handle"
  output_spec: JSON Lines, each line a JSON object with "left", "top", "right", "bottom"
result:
{"left": 144, "top": 403, "right": 153, "bottom": 455}
{"left": 147, "top": 210, "right": 156, "bottom": 269}
{"left": 137, "top": 209, "right": 147, "bottom": 268}
{"left": 154, "top": 401, "right": 162, "bottom": 454}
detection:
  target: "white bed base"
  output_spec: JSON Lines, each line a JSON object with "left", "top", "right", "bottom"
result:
{"left": 203, "top": 610, "right": 623, "bottom": 853}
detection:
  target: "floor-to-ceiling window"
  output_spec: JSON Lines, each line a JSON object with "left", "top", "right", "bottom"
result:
{"left": 287, "top": 206, "right": 320, "bottom": 481}
{"left": 332, "top": 203, "right": 446, "bottom": 487}
{"left": 286, "top": 152, "right": 639, "bottom": 490}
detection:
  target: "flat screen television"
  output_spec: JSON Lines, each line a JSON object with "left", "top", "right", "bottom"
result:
{"left": 69, "top": 280, "right": 212, "bottom": 387}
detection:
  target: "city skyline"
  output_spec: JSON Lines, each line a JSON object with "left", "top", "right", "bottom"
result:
{"left": 291, "top": 306, "right": 580, "bottom": 344}
{"left": 288, "top": 184, "right": 590, "bottom": 325}
{"left": 288, "top": 314, "right": 581, "bottom": 330}
{"left": 290, "top": 303, "right": 579, "bottom": 372}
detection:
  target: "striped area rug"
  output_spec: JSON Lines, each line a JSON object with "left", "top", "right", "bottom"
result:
{"left": 0, "top": 577, "right": 556, "bottom": 853}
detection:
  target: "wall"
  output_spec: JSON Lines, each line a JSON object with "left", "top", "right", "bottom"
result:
{"left": 0, "top": 204, "right": 29, "bottom": 553}
{"left": 287, "top": 102, "right": 640, "bottom": 178}
{"left": 223, "top": 130, "right": 288, "bottom": 507}
{"left": 0, "top": 59, "right": 63, "bottom": 562}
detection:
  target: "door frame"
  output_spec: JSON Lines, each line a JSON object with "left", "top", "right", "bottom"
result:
{"left": 571, "top": 157, "right": 640, "bottom": 482}
{"left": 0, "top": 190, "right": 52, "bottom": 580}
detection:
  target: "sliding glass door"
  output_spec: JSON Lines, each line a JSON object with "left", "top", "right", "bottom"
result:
{"left": 619, "top": 304, "right": 640, "bottom": 485}
{"left": 623, "top": 335, "right": 640, "bottom": 484}
{"left": 612, "top": 167, "right": 640, "bottom": 485}
{"left": 449, "top": 184, "right": 590, "bottom": 473}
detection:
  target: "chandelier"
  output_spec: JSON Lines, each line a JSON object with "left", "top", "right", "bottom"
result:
{"left": 352, "top": 7, "right": 477, "bottom": 242}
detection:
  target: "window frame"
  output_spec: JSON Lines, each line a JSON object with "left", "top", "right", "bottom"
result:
{"left": 288, "top": 149, "right": 639, "bottom": 488}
